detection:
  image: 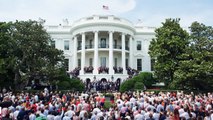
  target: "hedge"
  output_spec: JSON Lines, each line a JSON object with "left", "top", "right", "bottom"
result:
{"left": 120, "top": 72, "right": 155, "bottom": 92}
{"left": 57, "top": 78, "right": 85, "bottom": 91}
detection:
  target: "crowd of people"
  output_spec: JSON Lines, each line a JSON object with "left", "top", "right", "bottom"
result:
{"left": 85, "top": 81, "right": 121, "bottom": 92}
{"left": 0, "top": 88, "right": 213, "bottom": 120}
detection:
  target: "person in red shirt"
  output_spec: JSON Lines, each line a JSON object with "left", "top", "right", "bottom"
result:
{"left": 100, "top": 97, "right": 105, "bottom": 107}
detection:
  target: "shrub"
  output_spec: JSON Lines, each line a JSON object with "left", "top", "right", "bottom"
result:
{"left": 120, "top": 72, "right": 155, "bottom": 92}
{"left": 57, "top": 78, "right": 85, "bottom": 91}
{"left": 132, "top": 72, "right": 155, "bottom": 88}
{"left": 119, "top": 79, "right": 135, "bottom": 92}
{"left": 134, "top": 82, "right": 144, "bottom": 90}
{"left": 104, "top": 100, "right": 113, "bottom": 110}
{"left": 139, "top": 72, "right": 155, "bottom": 87}
{"left": 58, "top": 81, "right": 71, "bottom": 90}
{"left": 69, "top": 79, "right": 85, "bottom": 91}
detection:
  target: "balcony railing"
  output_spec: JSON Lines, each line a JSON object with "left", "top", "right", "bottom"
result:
{"left": 77, "top": 44, "right": 129, "bottom": 50}
{"left": 85, "top": 45, "right": 94, "bottom": 49}
{"left": 113, "top": 67, "right": 123, "bottom": 74}
{"left": 98, "top": 44, "right": 109, "bottom": 48}
{"left": 77, "top": 46, "right": 81, "bottom": 50}
{"left": 113, "top": 45, "right": 122, "bottom": 49}
{"left": 125, "top": 46, "right": 129, "bottom": 50}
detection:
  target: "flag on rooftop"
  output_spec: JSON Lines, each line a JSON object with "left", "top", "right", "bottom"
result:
{"left": 103, "top": 5, "right": 109, "bottom": 10}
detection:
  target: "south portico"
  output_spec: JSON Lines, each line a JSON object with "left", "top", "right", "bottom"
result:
{"left": 71, "top": 30, "right": 134, "bottom": 82}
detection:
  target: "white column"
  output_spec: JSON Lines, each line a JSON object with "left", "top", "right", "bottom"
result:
{"left": 93, "top": 31, "right": 98, "bottom": 74}
{"left": 80, "top": 33, "right": 85, "bottom": 75}
{"left": 129, "top": 36, "right": 133, "bottom": 68}
{"left": 122, "top": 33, "right": 127, "bottom": 74}
{"left": 109, "top": 31, "right": 114, "bottom": 75}
{"left": 73, "top": 36, "right": 77, "bottom": 69}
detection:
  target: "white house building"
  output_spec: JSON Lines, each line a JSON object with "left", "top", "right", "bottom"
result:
{"left": 45, "top": 15, "right": 155, "bottom": 83}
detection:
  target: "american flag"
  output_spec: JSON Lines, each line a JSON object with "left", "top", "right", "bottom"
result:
{"left": 102, "top": 5, "right": 109, "bottom": 10}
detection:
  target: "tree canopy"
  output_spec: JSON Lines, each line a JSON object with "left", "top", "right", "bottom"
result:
{"left": 173, "top": 22, "right": 213, "bottom": 90}
{"left": 149, "top": 18, "right": 189, "bottom": 87}
{"left": 149, "top": 19, "right": 213, "bottom": 90}
{"left": 0, "top": 20, "right": 66, "bottom": 90}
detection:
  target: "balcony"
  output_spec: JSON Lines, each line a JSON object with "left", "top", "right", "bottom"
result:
{"left": 113, "top": 45, "right": 122, "bottom": 49}
{"left": 113, "top": 67, "right": 123, "bottom": 74}
{"left": 98, "top": 44, "right": 109, "bottom": 48}
{"left": 98, "top": 66, "right": 109, "bottom": 74}
{"left": 84, "top": 66, "right": 93, "bottom": 73}
{"left": 77, "top": 44, "right": 130, "bottom": 51}
{"left": 125, "top": 46, "right": 129, "bottom": 50}
{"left": 85, "top": 45, "right": 94, "bottom": 49}
{"left": 77, "top": 46, "right": 81, "bottom": 50}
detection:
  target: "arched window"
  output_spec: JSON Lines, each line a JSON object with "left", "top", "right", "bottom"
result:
{"left": 101, "top": 38, "right": 106, "bottom": 48}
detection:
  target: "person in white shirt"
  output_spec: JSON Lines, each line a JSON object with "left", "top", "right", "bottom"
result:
{"left": 29, "top": 111, "right": 36, "bottom": 120}
{"left": 156, "top": 102, "right": 164, "bottom": 113}
{"left": 179, "top": 108, "right": 190, "bottom": 120}
{"left": 92, "top": 107, "right": 101, "bottom": 115}
{"left": 153, "top": 109, "right": 160, "bottom": 120}
{"left": 13, "top": 107, "right": 20, "bottom": 120}
{"left": 210, "top": 111, "right": 213, "bottom": 120}
{"left": 47, "top": 111, "right": 55, "bottom": 120}
{"left": 144, "top": 108, "right": 152, "bottom": 120}
{"left": 204, "top": 111, "right": 211, "bottom": 120}
{"left": 134, "top": 110, "right": 144, "bottom": 120}
{"left": 64, "top": 106, "right": 75, "bottom": 118}
{"left": 91, "top": 111, "right": 98, "bottom": 120}
{"left": 62, "top": 114, "right": 71, "bottom": 120}
{"left": 79, "top": 108, "right": 87, "bottom": 119}
{"left": 53, "top": 110, "right": 64, "bottom": 120}
{"left": 178, "top": 105, "right": 184, "bottom": 115}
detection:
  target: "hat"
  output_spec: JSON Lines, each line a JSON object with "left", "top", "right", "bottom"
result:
{"left": 125, "top": 116, "right": 131, "bottom": 120}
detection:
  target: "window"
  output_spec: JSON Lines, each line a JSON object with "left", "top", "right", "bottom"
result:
{"left": 89, "top": 40, "right": 93, "bottom": 48}
{"left": 64, "top": 59, "right": 69, "bottom": 71}
{"left": 100, "top": 57, "right": 106, "bottom": 67}
{"left": 51, "top": 40, "right": 55, "bottom": 48}
{"left": 151, "top": 59, "right": 155, "bottom": 71}
{"left": 126, "top": 59, "right": 129, "bottom": 67}
{"left": 89, "top": 58, "right": 93, "bottom": 66}
{"left": 100, "top": 38, "right": 106, "bottom": 48}
{"left": 78, "top": 59, "right": 81, "bottom": 67}
{"left": 125, "top": 40, "right": 128, "bottom": 46}
{"left": 114, "top": 39, "right": 117, "bottom": 48}
{"left": 77, "top": 40, "right": 82, "bottom": 50}
{"left": 125, "top": 41, "right": 129, "bottom": 50}
{"left": 137, "top": 41, "right": 141, "bottom": 50}
{"left": 114, "top": 58, "right": 117, "bottom": 67}
{"left": 137, "top": 59, "right": 142, "bottom": 71}
{"left": 64, "top": 40, "right": 69, "bottom": 50}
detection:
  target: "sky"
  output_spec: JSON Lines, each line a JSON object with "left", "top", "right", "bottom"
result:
{"left": 0, "top": 0, "right": 212, "bottom": 27}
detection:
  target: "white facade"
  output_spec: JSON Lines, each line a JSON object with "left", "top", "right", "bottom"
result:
{"left": 45, "top": 15, "right": 155, "bottom": 82}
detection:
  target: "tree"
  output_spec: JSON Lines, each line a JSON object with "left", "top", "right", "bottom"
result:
{"left": 0, "top": 22, "right": 14, "bottom": 89}
{"left": 173, "top": 22, "right": 213, "bottom": 90}
{"left": 0, "top": 20, "right": 65, "bottom": 90}
{"left": 149, "top": 18, "right": 189, "bottom": 87}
